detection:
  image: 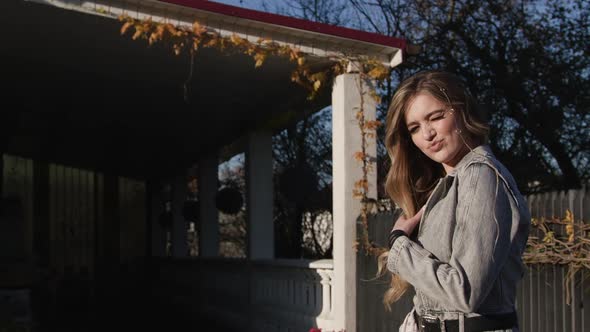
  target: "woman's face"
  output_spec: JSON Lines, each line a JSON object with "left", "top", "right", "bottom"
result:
{"left": 404, "top": 92, "right": 470, "bottom": 174}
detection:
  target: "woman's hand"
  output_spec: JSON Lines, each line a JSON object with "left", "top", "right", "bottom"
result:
{"left": 392, "top": 206, "right": 425, "bottom": 235}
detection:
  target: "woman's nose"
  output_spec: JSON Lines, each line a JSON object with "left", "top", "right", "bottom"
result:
{"left": 421, "top": 124, "right": 435, "bottom": 140}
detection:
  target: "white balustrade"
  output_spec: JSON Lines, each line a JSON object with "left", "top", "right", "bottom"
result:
{"left": 314, "top": 262, "right": 335, "bottom": 331}
{"left": 155, "top": 257, "right": 334, "bottom": 331}
{"left": 250, "top": 259, "right": 334, "bottom": 331}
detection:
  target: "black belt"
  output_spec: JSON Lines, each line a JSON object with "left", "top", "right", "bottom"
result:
{"left": 413, "top": 311, "right": 517, "bottom": 332}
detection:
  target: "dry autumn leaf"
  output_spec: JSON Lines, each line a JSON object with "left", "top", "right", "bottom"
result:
{"left": 254, "top": 53, "right": 267, "bottom": 68}
{"left": 563, "top": 209, "right": 574, "bottom": 223}
{"left": 364, "top": 120, "right": 381, "bottom": 130}
{"left": 313, "top": 80, "right": 322, "bottom": 91}
{"left": 542, "top": 231, "right": 554, "bottom": 244}
{"left": 192, "top": 21, "right": 207, "bottom": 37}
{"left": 352, "top": 190, "right": 363, "bottom": 199}
{"left": 121, "top": 21, "right": 133, "bottom": 35}
{"left": 204, "top": 37, "right": 218, "bottom": 48}
{"left": 256, "top": 37, "right": 272, "bottom": 45}
{"left": 132, "top": 29, "right": 143, "bottom": 40}
{"left": 367, "top": 65, "right": 389, "bottom": 80}
{"left": 566, "top": 224, "right": 575, "bottom": 242}
{"left": 355, "top": 152, "right": 366, "bottom": 162}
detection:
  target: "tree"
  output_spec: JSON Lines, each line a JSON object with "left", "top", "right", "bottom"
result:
{"left": 267, "top": 0, "right": 590, "bottom": 192}
{"left": 273, "top": 108, "right": 333, "bottom": 258}
{"left": 262, "top": 0, "right": 347, "bottom": 25}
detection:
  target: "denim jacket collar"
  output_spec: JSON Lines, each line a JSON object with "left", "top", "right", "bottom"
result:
{"left": 447, "top": 144, "right": 494, "bottom": 177}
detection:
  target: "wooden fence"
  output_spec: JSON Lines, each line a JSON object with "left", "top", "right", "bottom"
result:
{"left": 518, "top": 186, "right": 590, "bottom": 332}
{"left": 358, "top": 186, "right": 590, "bottom": 332}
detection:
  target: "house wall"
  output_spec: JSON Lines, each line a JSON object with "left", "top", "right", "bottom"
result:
{"left": 0, "top": 154, "right": 148, "bottom": 320}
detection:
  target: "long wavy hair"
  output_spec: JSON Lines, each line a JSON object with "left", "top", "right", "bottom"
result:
{"left": 378, "top": 70, "right": 489, "bottom": 309}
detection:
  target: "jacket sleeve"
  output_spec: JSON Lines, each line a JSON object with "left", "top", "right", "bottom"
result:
{"left": 387, "top": 163, "right": 515, "bottom": 312}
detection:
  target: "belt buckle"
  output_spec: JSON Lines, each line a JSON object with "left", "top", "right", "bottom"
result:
{"left": 418, "top": 313, "right": 440, "bottom": 332}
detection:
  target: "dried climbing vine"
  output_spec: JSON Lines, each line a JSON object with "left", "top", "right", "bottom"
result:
{"left": 523, "top": 210, "right": 590, "bottom": 304}
{"left": 350, "top": 62, "right": 387, "bottom": 257}
{"left": 118, "top": 15, "right": 388, "bottom": 101}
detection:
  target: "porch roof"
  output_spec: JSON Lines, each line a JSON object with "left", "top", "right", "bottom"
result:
{"left": 28, "top": 0, "right": 406, "bottom": 67}
{"left": 1, "top": 0, "right": 406, "bottom": 179}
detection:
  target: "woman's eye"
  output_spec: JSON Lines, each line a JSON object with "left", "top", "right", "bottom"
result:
{"left": 408, "top": 126, "right": 418, "bottom": 134}
{"left": 431, "top": 113, "right": 445, "bottom": 121}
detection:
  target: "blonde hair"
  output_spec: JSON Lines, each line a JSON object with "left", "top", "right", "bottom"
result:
{"left": 378, "top": 70, "right": 489, "bottom": 309}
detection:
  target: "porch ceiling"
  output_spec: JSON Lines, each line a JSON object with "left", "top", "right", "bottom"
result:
{"left": 1, "top": 0, "right": 328, "bottom": 179}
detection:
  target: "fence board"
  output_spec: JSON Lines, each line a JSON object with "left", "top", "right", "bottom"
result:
{"left": 544, "top": 267, "right": 552, "bottom": 332}
{"left": 541, "top": 193, "right": 552, "bottom": 332}
{"left": 582, "top": 185, "right": 590, "bottom": 332}
{"left": 521, "top": 269, "right": 531, "bottom": 331}
{"left": 530, "top": 266, "right": 538, "bottom": 332}
{"left": 516, "top": 274, "right": 523, "bottom": 329}
{"left": 583, "top": 269, "right": 589, "bottom": 332}
{"left": 532, "top": 257, "right": 540, "bottom": 332}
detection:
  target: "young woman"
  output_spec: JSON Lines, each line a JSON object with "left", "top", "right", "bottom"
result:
{"left": 381, "top": 71, "right": 530, "bottom": 332}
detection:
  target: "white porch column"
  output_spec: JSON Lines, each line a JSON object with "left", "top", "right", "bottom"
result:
{"left": 199, "top": 154, "right": 219, "bottom": 257}
{"left": 171, "top": 175, "right": 188, "bottom": 257}
{"left": 246, "top": 131, "right": 274, "bottom": 259}
{"left": 332, "top": 73, "right": 377, "bottom": 332}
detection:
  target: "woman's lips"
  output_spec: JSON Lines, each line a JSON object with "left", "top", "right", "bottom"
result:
{"left": 428, "top": 140, "right": 443, "bottom": 152}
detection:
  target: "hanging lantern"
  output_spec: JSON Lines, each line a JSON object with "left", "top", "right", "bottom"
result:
{"left": 215, "top": 186, "right": 243, "bottom": 215}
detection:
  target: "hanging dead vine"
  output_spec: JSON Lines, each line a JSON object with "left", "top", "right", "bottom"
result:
{"left": 350, "top": 61, "right": 388, "bottom": 257}
{"left": 523, "top": 210, "right": 590, "bottom": 304}
{"left": 118, "top": 15, "right": 389, "bottom": 101}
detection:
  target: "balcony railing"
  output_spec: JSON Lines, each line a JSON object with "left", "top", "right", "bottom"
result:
{"left": 154, "top": 257, "right": 334, "bottom": 331}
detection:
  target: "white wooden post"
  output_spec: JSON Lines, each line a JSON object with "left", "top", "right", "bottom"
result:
{"left": 171, "top": 175, "right": 187, "bottom": 257}
{"left": 199, "top": 154, "right": 219, "bottom": 257}
{"left": 246, "top": 131, "right": 274, "bottom": 259}
{"left": 332, "top": 73, "right": 377, "bottom": 332}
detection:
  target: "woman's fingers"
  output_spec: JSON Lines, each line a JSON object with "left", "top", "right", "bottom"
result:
{"left": 415, "top": 205, "right": 426, "bottom": 219}
{"left": 393, "top": 215, "right": 418, "bottom": 234}
{"left": 392, "top": 206, "right": 426, "bottom": 234}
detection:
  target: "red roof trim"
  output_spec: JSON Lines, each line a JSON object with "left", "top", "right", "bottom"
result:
{"left": 157, "top": 0, "right": 407, "bottom": 50}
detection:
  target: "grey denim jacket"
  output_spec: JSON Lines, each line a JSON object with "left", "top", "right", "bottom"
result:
{"left": 387, "top": 145, "right": 530, "bottom": 324}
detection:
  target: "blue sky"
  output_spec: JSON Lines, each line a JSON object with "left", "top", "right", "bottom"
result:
{"left": 214, "top": 0, "right": 265, "bottom": 10}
